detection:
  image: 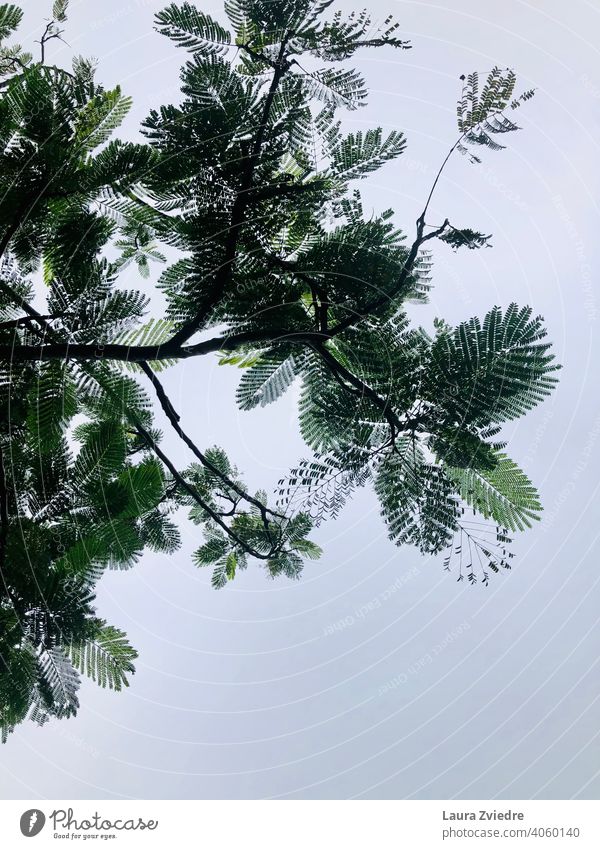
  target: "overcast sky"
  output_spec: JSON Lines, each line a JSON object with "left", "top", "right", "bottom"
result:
{"left": 1, "top": 0, "right": 600, "bottom": 800}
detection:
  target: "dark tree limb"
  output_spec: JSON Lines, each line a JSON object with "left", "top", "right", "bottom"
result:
{"left": 312, "top": 341, "right": 415, "bottom": 441}
{"left": 322, "top": 219, "right": 450, "bottom": 338}
{"left": 169, "top": 37, "right": 291, "bottom": 347}
{"left": 0, "top": 328, "right": 330, "bottom": 363}
{"left": 38, "top": 20, "right": 67, "bottom": 64}
{"left": 0, "top": 314, "right": 61, "bottom": 332}
{"left": 131, "top": 417, "right": 276, "bottom": 561}
{"left": 139, "top": 362, "right": 286, "bottom": 524}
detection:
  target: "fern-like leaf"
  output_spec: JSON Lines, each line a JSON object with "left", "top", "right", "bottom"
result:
{"left": 115, "top": 317, "right": 178, "bottom": 372}
{"left": 37, "top": 648, "right": 80, "bottom": 719}
{"left": 75, "top": 87, "right": 133, "bottom": 152}
{"left": 155, "top": 3, "right": 231, "bottom": 55}
{"left": 301, "top": 67, "right": 367, "bottom": 109}
{"left": 52, "top": 0, "right": 69, "bottom": 23}
{"left": 26, "top": 363, "right": 77, "bottom": 454}
{"left": 236, "top": 351, "right": 303, "bottom": 410}
{"left": 68, "top": 623, "right": 137, "bottom": 691}
{"left": 446, "top": 453, "right": 541, "bottom": 532}
{"left": 0, "top": 4, "right": 22, "bottom": 42}
{"left": 330, "top": 128, "right": 406, "bottom": 181}
{"left": 427, "top": 303, "right": 559, "bottom": 426}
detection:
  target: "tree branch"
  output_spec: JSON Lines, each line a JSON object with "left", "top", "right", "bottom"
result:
{"left": 139, "top": 362, "right": 286, "bottom": 523}
{"left": 312, "top": 341, "right": 413, "bottom": 439}
{"left": 131, "top": 417, "right": 275, "bottom": 561}
{"left": 38, "top": 20, "right": 67, "bottom": 64}
{"left": 323, "top": 219, "right": 450, "bottom": 338}
{"left": 169, "top": 37, "right": 291, "bottom": 347}
{"left": 0, "top": 327, "right": 329, "bottom": 363}
{"left": 238, "top": 41, "right": 277, "bottom": 69}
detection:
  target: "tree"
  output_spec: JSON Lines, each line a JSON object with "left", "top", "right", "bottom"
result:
{"left": 0, "top": 0, "right": 558, "bottom": 740}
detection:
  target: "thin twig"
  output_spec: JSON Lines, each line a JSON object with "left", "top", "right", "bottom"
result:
{"left": 139, "top": 362, "right": 286, "bottom": 524}
{"left": 132, "top": 417, "right": 275, "bottom": 561}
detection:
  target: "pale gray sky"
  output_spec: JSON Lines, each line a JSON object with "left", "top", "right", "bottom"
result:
{"left": 1, "top": 0, "right": 599, "bottom": 799}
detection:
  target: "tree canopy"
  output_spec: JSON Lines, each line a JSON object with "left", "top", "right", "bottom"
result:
{"left": 0, "top": 0, "right": 557, "bottom": 740}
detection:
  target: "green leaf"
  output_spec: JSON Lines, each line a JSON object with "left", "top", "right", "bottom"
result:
{"left": 37, "top": 648, "right": 80, "bottom": 719}
{"left": 141, "top": 511, "right": 181, "bottom": 553}
{"left": 236, "top": 351, "right": 303, "bottom": 410}
{"left": 375, "top": 440, "right": 458, "bottom": 554}
{"left": 193, "top": 535, "right": 228, "bottom": 566}
{"left": 155, "top": 3, "right": 231, "bottom": 55}
{"left": 52, "top": 0, "right": 68, "bottom": 23}
{"left": 289, "top": 538, "right": 322, "bottom": 560}
{"left": 26, "top": 363, "right": 77, "bottom": 454}
{"left": 72, "top": 54, "right": 97, "bottom": 84}
{"left": 225, "top": 551, "right": 236, "bottom": 580}
{"left": 116, "top": 459, "right": 164, "bottom": 517}
{"left": 218, "top": 350, "right": 262, "bottom": 367}
{"left": 455, "top": 68, "right": 534, "bottom": 161}
{"left": 426, "top": 303, "right": 559, "bottom": 426}
{"left": 75, "top": 87, "right": 133, "bottom": 152}
{"left": 55, "top": 535, "right": 106, "bottom": 576}
{"left": 0, "top": 4, "right": 22, "bottom": 41}
{"left": 278, "top": 454, "right": 371, "bottom": 524}
{"left": 115, "top": 318, "right": 178, "bottom": 373}
{"left": 211, "top": 561, "right": 228, "bottom": 589}
{"left": 330, "top": 128, "right": 406, "bottom": 181}
{"left": 266, "top": 551, "right": 304, "bottom": 581}
{"left": 67, "top": 622, "right": 137, "bottom": 691}
{"left": 440, "top": 227, "right": 492, "bottom": 251}
{"left": 77, "top": 368, "right": 152, "bottom": 421}
{"left": 302, "top": 67, "right": 367, "bottom": 109}
{"left": 446, "top": 453, "right": 541, "bottom": 532}
{"left": 71, "top": 420, "right": 127, "bottom": 487}
{"left": 94, "top": 517, "right": 144, "bottom": 569}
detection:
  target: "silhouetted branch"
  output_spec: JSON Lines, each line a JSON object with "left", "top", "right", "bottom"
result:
{"left": 131, "top": 417, "right": 276, "bottom": 561}
{"left": 139, "top": 362, "right": 286, "bottom": 524}
{"left": 170, "top": 36, "right": 291, "bottom": 346}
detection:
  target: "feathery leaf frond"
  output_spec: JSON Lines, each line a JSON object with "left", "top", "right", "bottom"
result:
{"left": 68, "top": 623, "right": 137, "bottom": 691}
{"left": 155, "top": 3, "right": 231, "bottom": 55}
